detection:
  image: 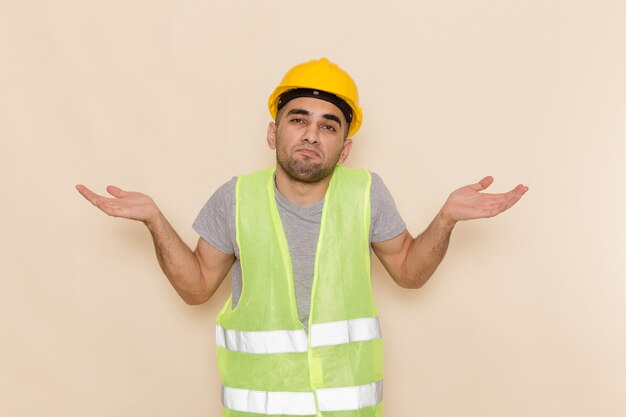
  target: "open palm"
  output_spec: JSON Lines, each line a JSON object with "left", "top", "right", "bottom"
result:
{"left": 441, "top": 176, "right": 528, "bottom": 225}
{"left": 76, "top": 184, "right": 160, "bottom": 224}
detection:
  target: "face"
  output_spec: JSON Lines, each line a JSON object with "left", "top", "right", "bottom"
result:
{"left": 267, "top": 97, "right": 353, "bottom": 184}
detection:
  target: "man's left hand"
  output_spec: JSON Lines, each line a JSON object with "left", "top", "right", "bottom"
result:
{"left": 439, "top": 176, "right": 528, "bottom": 227}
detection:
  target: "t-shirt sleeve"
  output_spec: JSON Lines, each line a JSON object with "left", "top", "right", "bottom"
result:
{"left": 370, "top": 172, "right": 407, "bottom": 243}
{"left": 192, "top": 177, "right": 237, "bottom": 254}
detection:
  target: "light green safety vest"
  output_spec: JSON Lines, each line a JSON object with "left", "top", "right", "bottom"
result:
{"left": 216, "top": 166, "right": 384, "bottom": 417}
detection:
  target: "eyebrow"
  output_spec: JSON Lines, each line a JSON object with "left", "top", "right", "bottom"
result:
{"left": 286, "top": 108, "right": 342, "bottom": 126}
{"left": 322, "top": 114, "right": 342, "bottom": 126}
{"left": 287, "top": 108, "right": 310, "bottom": 117}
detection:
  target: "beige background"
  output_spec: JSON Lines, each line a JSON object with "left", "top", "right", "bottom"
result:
{"left": 1, "top": 0, "right": 625, "bottom": 416}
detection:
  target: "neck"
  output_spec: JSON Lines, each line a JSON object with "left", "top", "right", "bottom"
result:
{"left": 274, "top": 165, "right": 334, "bottom": 207}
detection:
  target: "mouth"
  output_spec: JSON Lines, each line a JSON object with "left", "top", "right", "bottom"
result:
{"left": 295, "top": 147, "right": 321, "bottom": 158}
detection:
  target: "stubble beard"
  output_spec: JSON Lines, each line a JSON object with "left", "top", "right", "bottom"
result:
{"left": 276, "top": 144, "right": 342, "bottom": 184}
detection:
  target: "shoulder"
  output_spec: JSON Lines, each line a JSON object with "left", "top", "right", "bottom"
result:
{"left": 215, "top": 176, "right": 238, "bottom": 201}
{"left": 193, "top": 176, "right": 238, "bottom": 224}
{"left": 192, "top": 177, "right": 238, "bottom": 254}
{"left": 369, "top": 171, "right": 390, "bottom": 195}
{"left": 368, "top": 171, "right": 407, "bottom": 242}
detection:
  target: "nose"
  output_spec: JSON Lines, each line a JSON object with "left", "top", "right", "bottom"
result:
{"left": 302, "top": 124, "right": 320, "bottom": 144}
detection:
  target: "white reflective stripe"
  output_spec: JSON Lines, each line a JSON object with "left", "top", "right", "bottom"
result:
{"left": 317, "top": 380, "right": 383, "bottom": 412}
{"left": 222, "top": 386, "right": 316, "bottom": 416}
{"left": 221, "top": 382, "right": 383, "bottom": 415}
{"left": 216, "top": 317, "right": 381, "bottom": 353}
{"left": 216, "top": 325, "right": 308, "bottom": 354}
{"left": 310, "top": 317, "right": 381, "bottom": 348}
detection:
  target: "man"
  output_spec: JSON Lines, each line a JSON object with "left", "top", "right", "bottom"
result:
{"left": 77, "top": 58, "right": 528, "bottom": 416}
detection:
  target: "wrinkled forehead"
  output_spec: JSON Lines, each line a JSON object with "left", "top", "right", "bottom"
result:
{"left": 277, "top": 88, "right": 353, "bottom": 126}
{"left": 279, "top": 97, "right": 346, "bottom": 123}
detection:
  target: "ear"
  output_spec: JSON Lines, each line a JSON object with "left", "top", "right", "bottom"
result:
{"left": 338, "top": 139, "right": 353, "bottom": 164}
{"left": 267, "top": 122, "right": 277, "bottom": 150}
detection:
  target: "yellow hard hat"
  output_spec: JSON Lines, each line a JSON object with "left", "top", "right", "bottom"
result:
{"left": 268, "top": 58, "right": 363, "bottom": 137}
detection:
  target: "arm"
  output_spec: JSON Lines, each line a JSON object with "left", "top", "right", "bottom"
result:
{"left": 76, "top": 184, "right": 234, "bottom": 304}
{"left": 372, "top": 176, "right": 528, "bottom": 289}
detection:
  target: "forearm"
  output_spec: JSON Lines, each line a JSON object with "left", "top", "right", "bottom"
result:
{"left": 375, "top": 176, "right": 527, "bottom": 289}
{"left": 76, "top": 183, "right": 228, "bottom": 303}
{"left": 145, "top": 212, "right": 207, "bottom": 303}
{"left": 402, "top": 211, "right": 456, "bottom": 288}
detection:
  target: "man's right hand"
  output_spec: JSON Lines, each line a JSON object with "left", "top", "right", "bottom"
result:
{"left": 75, "top": 184, "right": 160, "bottom": 226}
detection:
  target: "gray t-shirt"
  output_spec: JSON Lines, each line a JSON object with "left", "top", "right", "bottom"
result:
{"left": 193, "top": 171, "right": 406, "bottom": 329}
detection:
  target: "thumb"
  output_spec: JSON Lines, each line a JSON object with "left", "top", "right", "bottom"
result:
{"left": 471, "top": 176, "right": 494, "bottom": 191}
{"left": 106, "top": 185, "right": 130, "bottom": 198}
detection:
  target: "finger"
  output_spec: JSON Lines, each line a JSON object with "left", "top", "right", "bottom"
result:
{"left": 76, "top": 184, "right": 107, "bottom": 205}
{"left": 506, "top": 184, "right": 529, "bottom": 200}
{"left": 471, "top": 176, "right": 494, "bottom": 191}
{"left": 76, "top": 184, "right": 120, "bottom": 215}
{"left": 494, "top": 185, "right": 528, "bottom": 213}
{"left": 106, "top": 185, "right": 130, "bottom": 198}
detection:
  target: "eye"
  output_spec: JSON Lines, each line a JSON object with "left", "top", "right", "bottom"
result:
{"left": 322, "top": 124, "right": 337, "bottom": 132}
{"left": 289, "top": 117, "right": 305, "bottom": 124}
